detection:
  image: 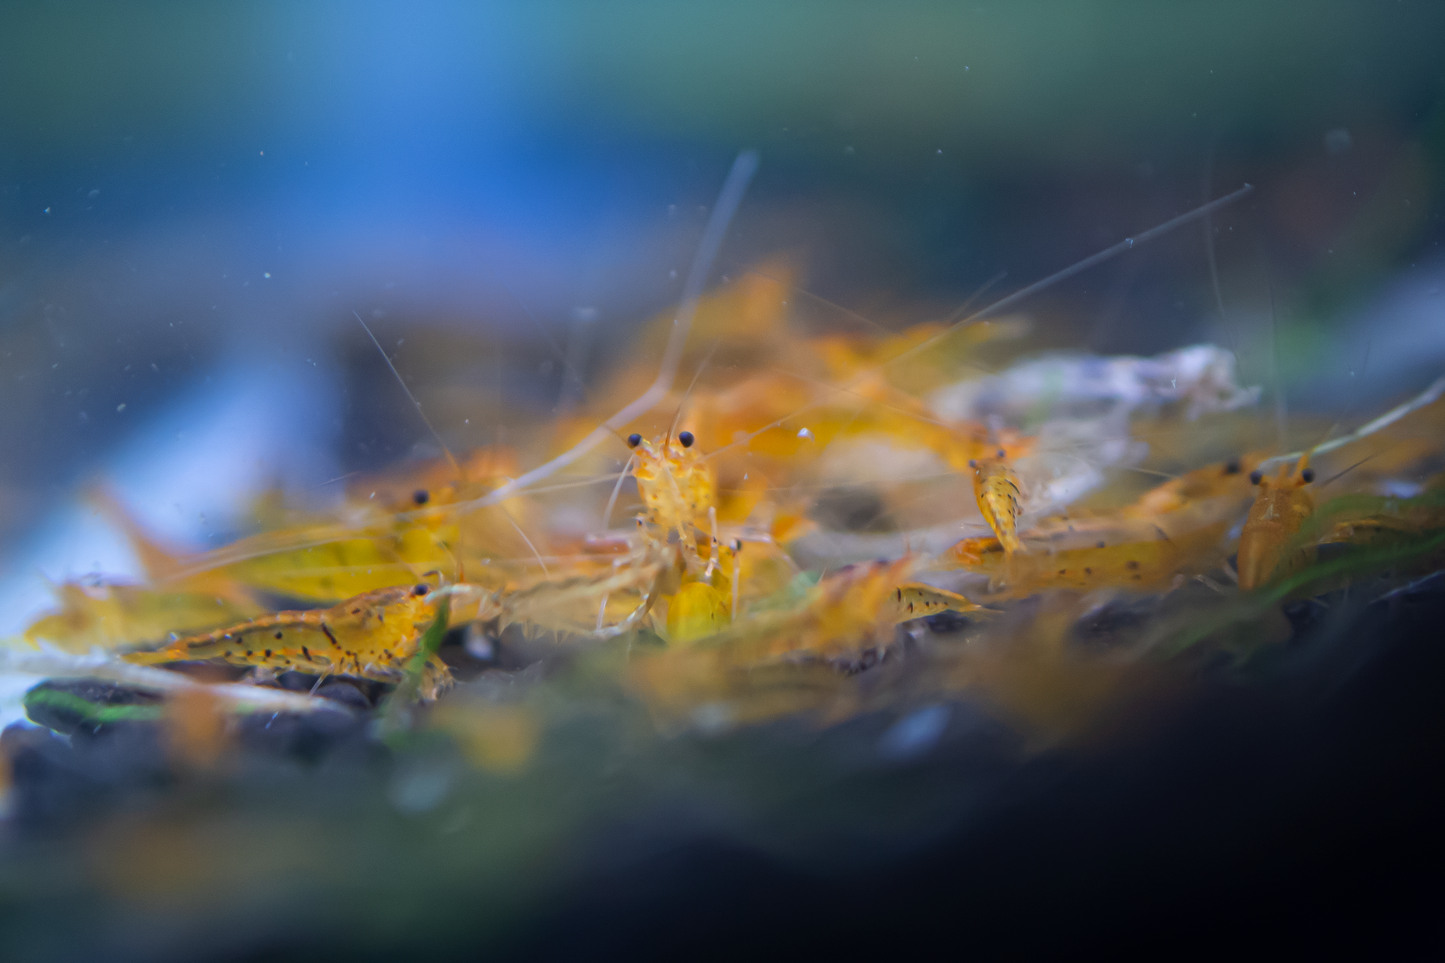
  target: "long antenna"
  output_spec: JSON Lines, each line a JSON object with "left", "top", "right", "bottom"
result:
{"left": 944, "top": 269, "right": 1010, "bottom": 323}
{"left": 880, "top": 183, "right": 1255, "bottom": 374}
{"left": 732, "top": 261, "right": 895, "bottom": 337}
{"left": 354, "top": 310, "right": 471, "bottom": 581}
{"left": 1264, "top": 262, "right": 1288, "bottom": 453}
{"left": 1201, "top": 137, "right": 1239, "bottom": 359}
{"left": 461, "top": 175, "right": 1250, "bottom": 515}
{"left": 353, "top": 311, "right": 464, "bottom": 483}
{"left": 468, "top": 149, "right": 760, "bottom": 511}
{"left": 1256, "top": 374, "right": 1445, "bottom": 473}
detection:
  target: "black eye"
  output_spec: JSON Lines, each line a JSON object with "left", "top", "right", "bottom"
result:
{"left": 678, "top": 431, "right": 694, "bottom": 448}
{"left": 968, "top": 459, "right": 978, "bottom": 469}
{"left": 1300, "top": 468, "right": 1315, "bottom": 483}
{"left": 412, "top": 489, "right": 430, "bottom": 505}
{"left": 1249, "top": 470, "right": 1263, "bottom": 485}
{"left": 627, "top": 433, "right": 642, "bottom": 448}
{"left": 996, "top": 449, "right": 1006, "bottom": 459}
{"left": 1224, "top": 459, "right": 1241, "bottom": 475}
{"left": 413, "top": 584, "right": 429, "bottom": 596}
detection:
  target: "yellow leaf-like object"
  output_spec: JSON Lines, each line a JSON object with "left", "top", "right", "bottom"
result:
{"left": 666, "top": 581, "right": 731, "bottom": 643}
{"left": 219, "top": 527, "right": 455, "bottom": 603}
{"left": 24, "top": 583, "right": 262, "bottom": 653}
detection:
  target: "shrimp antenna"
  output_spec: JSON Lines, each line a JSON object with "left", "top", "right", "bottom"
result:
{"left": 353, "top": 311, "right": 465, "bottom": 485}
{"left": 466, "top": 150, "right": 760, "bottom": 511}
{"left": 1256, "top": 374, "right": 1445, "bottom": 473}
{"left": 1201, "top": 135, "right": 1238, "bottom": 360}
{"left": 731, "top": 260, "right": 896, "bottom": 337}
{"left": 495, "top": 276, "right": 594, "bottom": 412}
{"left": 1322, "top": 341, "right": 1371, "bottom": 443}
{"left": 1317, "top": 453, "right": 1377, "bottom": 490}
{"left": 944, "top": 269, "right": 1009, "bottom": 323}
{"left": 354, "top": 310, "right": 468, "bottom": 579}
{"left": 880, "top": 183, "right": 1255, "bottom": 375}
{"left": 667, "top": 336, "right": 723, "bottom": 442}
{"left": 601, "top": 453, "right": 636, "bottom": 530}
{"left": 1263, "top": 258, "right": 1288, "bottom": 454}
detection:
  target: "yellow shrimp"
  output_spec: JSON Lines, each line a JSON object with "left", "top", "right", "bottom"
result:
{"left": 1236, "top": 454, "right": 1317, "bottom": 591}
{"left": 626, "top": 429, "right": 717, "bottom": 554}
{"left": 629, "top": 558, "right": 989, "bottom": 722}
{"left": 124, "top": 583, "right": 452, "bottom": 699}
{"left": 620, "top": 426, "right": 747, "bottom": 636}
{"left": 968, "top": 448, "right": 1025, "bottom": 554}
{"left": 941, "top": 521, "right": 1229, "bottom": 599}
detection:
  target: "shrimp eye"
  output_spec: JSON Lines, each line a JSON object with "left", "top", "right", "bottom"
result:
{"left": 1249, "top": 470, "right": 1263, "bottom": 485}
{"left": 1300, "top": 468, "right": 1315, "bottom": 483}
{"left": 1224, "top": 459, "right": 1241, "bottom": 475}
{"left": 627, "top": 433, "right": 642, "bottom": 448}
{"left": 996, "top": 449, "right": 1006, "bottom": 459}
{"left": 412, "top": 489, "right": 430, "bottom": 505}
{"left": 413, "top": 584, "right": 429, "bottom": 596}
{"left": 968, "top": 459, "right": 978, "bottom": 469}
{"left": 678, "top": 430, "right": 695, "bottom": 448}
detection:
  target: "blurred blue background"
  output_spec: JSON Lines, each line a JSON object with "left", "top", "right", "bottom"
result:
{"left": 2, "top": 1, "right": 1443, "bottom": 627}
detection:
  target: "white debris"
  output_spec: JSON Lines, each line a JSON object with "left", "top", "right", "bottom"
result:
{"left": 930, "top": 344, "right": 1260, "bottom": 424}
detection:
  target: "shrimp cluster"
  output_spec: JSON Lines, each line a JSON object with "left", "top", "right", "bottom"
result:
{"left": 17, "top": 174, "right": 1445, "bottom": 752}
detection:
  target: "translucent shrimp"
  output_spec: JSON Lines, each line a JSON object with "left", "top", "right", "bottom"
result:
{"left": 123, "top": 582, "right": 452, "bottom": 699}
{"left": 626, "top": 429, "right": 717, "bottom": 562}
{"left": 940, "top": 520, "right": 1230, "bottom": 599}
{"left": 1236, "top": 454, "right": 1317, "bottom": 591}
{"left": 967, "top": 449, "right": 1025, "bottom": 554}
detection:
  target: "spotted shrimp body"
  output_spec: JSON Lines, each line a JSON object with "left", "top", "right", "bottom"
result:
{"left": 968, "top": 449, "right": 1025, "bottom": 555}
{"left": 124, "top": 583, "right": 452, "bottom": 698}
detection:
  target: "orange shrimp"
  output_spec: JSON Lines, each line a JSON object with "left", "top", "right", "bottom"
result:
{"left": 1236, "top": 454, "right": 1316, "bottom": 591}
{"left": 628, "top": 557, "right": 988, "bottom": 724}
{"left": 1121, "top": 453, "right": 1263, "bottom": 519}
{"left": 942, "top": 520, "right": 1229, "bottom": 599}
{"left": 706, "top": 558, "right": 986, "bottom": 661}
{"left": 621, "top": 425, "right": 805, "bottom": 634}
{"left": 968, "top": 449, "right": 1025, "bottom": 554}
{"left": 626, "top": 428, "right": 717, "bottom": 551}
{"left": 124, "top": 583, "right": 452, "bottom": 699}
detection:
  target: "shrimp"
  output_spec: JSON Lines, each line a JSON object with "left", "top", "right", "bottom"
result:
{"left": 967, "top": 449, "right": 1025, "bottom": 554}
{"left": 626, "top": 428, "right": 717, "bottom": 562}
{"left": 628, "top": 557, "right": 988, "bottom": 724}
{"left": 1121, "top": 454, "right": 1263, "bottom": 519}
{"left": 1236, "top": 454, "right": 1317, "bottom": 591}
{"left": 620, "top": 425, "right": 804, "bottom": 635}
{"left": 690, "top": 558, "right": 986, "bottom": 660}
{"left": 934, "top": 449, "right": 1261, "bottom": 597}
{"left": 123, "top": 582, "right": 452, "bottom": 699}
{"left": 456, "top": 184, "right": 1255, "bottom": 529}
{"left": 24, "top": 582, "right": 262, "bottom": 654}
{"left": 941, "top": 520, "right": 1230, "bottom": 599}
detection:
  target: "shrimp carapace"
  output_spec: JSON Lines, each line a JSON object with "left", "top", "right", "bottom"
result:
{"left": 1236, "top": 453, "right": 1317, "bottom": 591}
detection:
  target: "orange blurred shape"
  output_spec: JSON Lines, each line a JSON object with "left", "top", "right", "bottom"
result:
{"left": 431, "top": 702, "right": 540, "bottom": 774}
{"left": 165, "top": 685, "right": 230, "bottom": 770}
